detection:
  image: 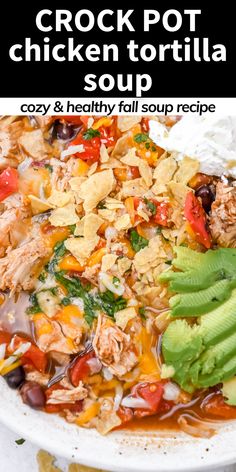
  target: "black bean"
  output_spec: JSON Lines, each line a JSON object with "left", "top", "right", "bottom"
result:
{"left": 53, "top": 120, "right": 81, "bottom": 141}
{"left": 4, "top": 366, "right": 25, "bottom": 389}
{"left": 20, "top": 381, "right": 46, "bottom": 409}
{"left": 196, "top": 185, "right": 215, "bottom": 213}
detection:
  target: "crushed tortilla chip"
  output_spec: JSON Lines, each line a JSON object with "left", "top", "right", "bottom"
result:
{"left": 100, "top": 143, "right": 110, "bottom": 163}
{"left": 69, "top": 464, "right": 105, "bottom": 472}
{"left": 84, "top": 213, "right": 104, "bottom": 239}
{"left": 117, "top": 257, "right": 132, "bottom": 275}
{"left": 49, "top": 203, "right": 79, "bottom": 227}
{"left": 153, "top": 156, "right": 177, "bottom": 183}
{"left": 121, "top": 178, "right": 148, "bottom": 198}
{"left": 115, "top": 307, "right": 136, "bottom": 330}
{"left": 97, "top": 209, "right": 116, "bottom": 222}
{"left": 105, "top": 197, "right": 124, "bottom": 210}
{"left": 117, "top": 116, "right": 141, "bottom": 132}
{"left": 47, "top": 190, "right": 74, "bottom": 208}
{"left": 174, "top": 157, "right": 200, "bottom": 184}
{"left": 96, "top": 410, "right": 122, "bottom": 435}
{"left": 121, "top": 148, "right": 152, "bottom": 187}
{"left": 101, "top": 253, "right": 118, "bottom": 272}
{"left": 65, "top": 236, "right": 99, "bottom": 265}
{"left": 19, "top": 130, "right": 49, "bottom": 161}
{"left": 114, "top": 214, "right": 131, "bottom": 231}
{"left": 28, "top": 195, "right": 52, "bottom": 215}
{"left": 133, "top": 236, "right": 167, "bottom": 274}
{"left": 168, "top": 181, "right": 192, "bottom": 205}
{"left": 37, "top": 450, "right": 62, "bottom": 472}
{"left": 78, "top": 170, "right": 114, "bottom": 212}
{"left": 87, "top": 162, "right": 98, "bottom": 176}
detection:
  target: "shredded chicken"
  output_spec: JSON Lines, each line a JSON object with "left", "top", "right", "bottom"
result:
{"left": 0, "top": 121, "right": 24, "bottom": 168}
{"left": 33, "top": 315, "right": 82, "bottom": 354}
{"left": 0, "top": 195, "right": 30, "bottom": 255}
{"left": 26, "top": 370, "right": 50, "bottom": 386}
{"left": 210, "top": 182, "right": 236, "bottom": 247}
{"left": 93, "top": 314, "right": 138, "bottom": 377}
{"left": 35, "top": 116, "right": 54, "bottom": 130}
{"left": 0, "top": 237, "right": 50, "bottom": 293}
{"left": 47, "top": 381, "right": 87, "bottom": 404}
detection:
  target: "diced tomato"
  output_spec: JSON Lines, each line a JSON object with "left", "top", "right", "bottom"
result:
{"left": 151, "top": 200, "right": 170, "bottom": 227}
{"left": 10, "top": 335, "right": 47, "bottom": 373}
{"left": 69, "top": 134, "right": 101, "bottom": 163}
{"left": 118, "top": 406, "right": 134, "bottom": 424}
{"left": 0, "top": 167, "right": 18, "bottom": 202}
{"left": 100, "top": 126, "right": 115, "bottom": 146}
{"left": 0, "top": 331, "right": 11, "bottom": 345}
{"left": 132, "top": 382, "right": 165, "bottom": 418}
{"left": 60, "top": 116, "right": 84, "bottom": 126}
{"left": 141, "top": 118, "right": 150, "bottom": 132}
{"left": 184, "top": 191, "right": 212, "bottom": 249}
{"left": 202, "top": 394, "right": 236, "bottom": 419}
{"left": 70, "top": 350, "right": 95, "bottom": 387}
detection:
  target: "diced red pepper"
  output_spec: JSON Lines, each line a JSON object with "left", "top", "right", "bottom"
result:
{"left": 202, "top": 394, "right": 236, "bottom": 419}
{"left": 0, "top": 167, "right": 18, "bottom": 202}
{"left": 10, "top": 335, "right": 47, "bottom": 373}
{"left": 60, "top": 116, "right": 84, "bottom": 126}
{"left": 99, "top": 126, "right": 115, "bottom": 146}
{"left": 70, "top": 350, "right": 95, "bottom": 387}
{"left": 132, "top": 382, "right": 165, "bottom": 418}
{"left": 184, "top": 191, "right": 212, "bottom": 249}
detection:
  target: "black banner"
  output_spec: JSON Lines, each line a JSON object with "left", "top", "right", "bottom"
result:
{"left": 0, "top": 1, "right": 234, "bottom": 97}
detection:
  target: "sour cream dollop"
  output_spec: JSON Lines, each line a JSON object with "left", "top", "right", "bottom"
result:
{"left": 149, "top": 116, "right": 236, "bottom": 178}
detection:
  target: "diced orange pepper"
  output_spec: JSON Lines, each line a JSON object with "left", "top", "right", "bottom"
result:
{"left": 120, "top": 237, "right": 135, "bottom": 259}
{"left": 56, "top": 305, "right": 83, "bottom": 323}
{"left": 59, "top": 255, "right": 85, "bottom": 272}
{"left": 72, "top": 158, "right": 89, "bottom": 177}
{"left": 98, "top": 221, "right": 109, "bottom": 236}
{"left": 125, "top": 197, "right": 135, "bottom": 225}
{"left": 76, "top": 402, "right": 100, "bottom": 426}
{"left": 87, "top": 248, "right": 106, "bottom": 267}
{"left": 92, "top": 117, "right": 113, "bottom": 130}
{"left": 188, "top": 172, "right": 212, "bottom": 190}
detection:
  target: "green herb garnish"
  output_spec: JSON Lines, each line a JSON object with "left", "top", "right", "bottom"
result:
{"left": 134, "top": 133, "right": 149, "bottom": 143}
{"left": 15, "top": 439, "right": 25, "bottom": 445}
{"left": 95, "top": 290, "right": 127, "bottom": 318}
{"left": 130, "top": 229, "right": 148, "bottom": 253}
{"left": 47, "top": 240, "right": 66, "bottom": 274}
{"left": 69, "top": 224, "right": 76, "bottom": 234}
{"left": 144, "top": 198, "right": 157, "bottom": 216}
{"left": 45, "top": 164, "right": 53, "bottom": 173}
{"left": 27, "top": 294, "right": 41, "bottom": 314}
{"left": 139, "top": 306, "right": 146, "bottom": 320}
{"left": 83, "top": 128, "right": 101, "bottom": 140}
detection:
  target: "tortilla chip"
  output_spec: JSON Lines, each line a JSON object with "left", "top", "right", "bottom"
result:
{"left": 153, "top": 156, "right": 177, "bottom": 183}
{"left": 37, "top": 450, "right": 62, "bottom": 472}
{"left": 174, "top": 157, "right": 200, "bottom": 184}
{"left": 121, "top": 148, "right": 152, "bottom": 187}
{"left": 100, "top": 143, "right": 110, "bottom": 163}
{"left": 101, "top": 254, "right": 118, "bottom": 272}
{"left": 133, "top": 236, "right": 166, "bottom": 274}
{"left": 121, "top": 178, "right": 148, "bottom": 198}
{"left": 114, "top": 214, "right": 132, "bottom": 230}
{"left": 78, "top": 170, "right": 114, "bottom": 212}
{"left": 65, "top": 236, "right": 99, "bottom": 265}
{"left": 115, "top": 307, "right": 136, "bottom": 330}
{"left": 168, "top": 181, "right": 192, "bottom": 205}
{"left": 47, "top": 190, "right": 73, "bottom": 207}
{"left": 84, "top": 213, "right": 104, "bottom": 239}
{"left": 49, "top": 203, "right": 79, "bottom": 227}
{"left": 97, "top": 209, "right": 116, "bottom": 222}
{"left": 117, "top": 116, "right": 141, "bottom": 132}
{"left": 28, "top": 195, "right": 52, "bottom": 215}
{"left": 117, "top": 257, "right": 132, "bottom": 275}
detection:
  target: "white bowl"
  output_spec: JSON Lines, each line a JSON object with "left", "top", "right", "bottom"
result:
{"left": 1, "top": 377, "right": 236, "bottom": 472}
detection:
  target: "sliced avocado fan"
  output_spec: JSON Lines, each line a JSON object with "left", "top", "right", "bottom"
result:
{"left": 160, "top": 247, "right": 236, "bottom": 393}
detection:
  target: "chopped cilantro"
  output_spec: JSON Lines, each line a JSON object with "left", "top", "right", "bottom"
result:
{"left": 144, "top": 198, "right": 157, "bottom": 216}
{"left": 69, "top": 224, "right": 76, "bottom": 234}
{"left": 97, "top": 200, "right": 106, "bottom": 209}
{"left": 83, "top": 128, "right": 101, "bottom": 140}
{"left": 15, "top": 438, "right": 25, "bottom": 445}
{"left": 95, "top": 290, "right": 127, "bottom": 318}
{"left": 38, "top": 271, "right": 47, "bottom": 283}
{"left": 139, "top": 306, "right": 146, "bottom": 320}
{"left": 61, "top": 297, "right": 71, "bottom": 306}
{"left": 145, "top": 142, "right": 150, "bottom": 149}
{"left": 134, "top": 133, "right": 149, "bottom": 143}
{"left": 113, "top": 276, "right": 120, "bottom": 286}
{"left": 151, "top": 146, "right": 157, "bottom": 152}
{"left": 130, "top": 229, "right": 148, "bottom": 253}
{"left": 45, "top": 164, "right": 53, "bottom": 173}
{"left": 27, "top": 294, "right": 41, "bottom": 314}
{"left": 47, "top": 240, "right": 66, "bottom": 274}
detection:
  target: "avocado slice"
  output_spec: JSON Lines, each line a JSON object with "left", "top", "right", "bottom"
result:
{"left": 199, "top": 289, "right": 236, "bottom": 347}
{"left": 159, "top": 247, "right": 236, "bottom": 293}
{"left": 170, "top": 279, "right": 236, "bottom": 317}
{"left": 222, "top": 377, "right": 236, "bottom": 406}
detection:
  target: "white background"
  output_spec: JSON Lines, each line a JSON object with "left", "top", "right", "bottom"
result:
{"left": 0, "top": 421, "right": 236, "bottom": 472}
